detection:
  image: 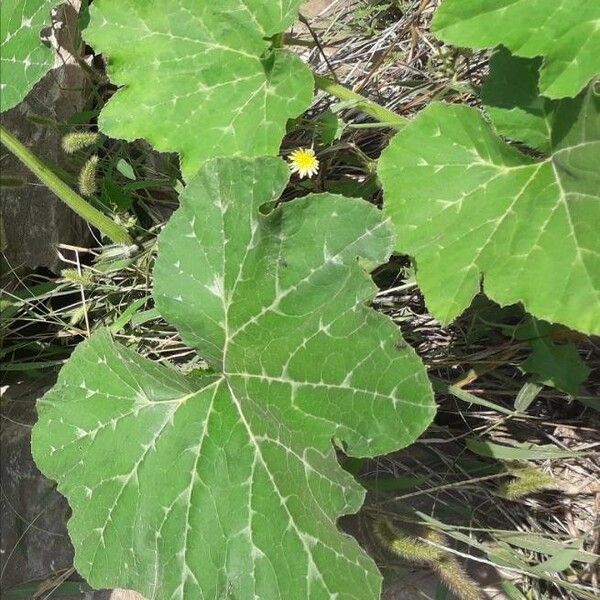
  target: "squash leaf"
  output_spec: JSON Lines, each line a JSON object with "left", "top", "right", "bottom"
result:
{"left": 378, "top": 87, "right": 600, "bottom": 335}
{"left": 32, "top": 157, "right": 436, "bottom": 600}
{"left": 515, "top": 318, "right": 590, "bottom": 396}
{"left": 433, "top": 0, "right": 600, "bottom": 99}
{"left": 0, "top": 0, "right": 58, "bottom": 112}
{"left": 84, "top": 0, "right": 314, "bottom": 178}
{"left": 482, "top": 47, "right": 556, "bottom": 153}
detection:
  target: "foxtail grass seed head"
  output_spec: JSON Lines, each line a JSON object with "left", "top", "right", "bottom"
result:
{"left": 499, "top": 467, "right": 555, "bottom": 499}
{"left": 95, "top": 243, "right": 139, "bottom": 264}
{"left": 375, "top": 519, "right": 442, "bottom": 562}
{"left": 68, "top": 305, "right": 88, "bottom": 326}
{"left": 62, "top": 132, "right": 99, "bottom": 154}
{"left": 374, "top": 520, "right": 482, "bottom": 600}
{"left": 288, "top": 147, "right": 319, "bottom": 178}
{"left": 114, "top": 213, "right": 138, "bottom": 230}
{"left": 435, "top": 558, "right": 482, "bottom": 600}
{"left": 78, "top": 155, "right": 99, "bottom": 196}
{"left": 61, "top": 268, "right": 94, "bottom": 287}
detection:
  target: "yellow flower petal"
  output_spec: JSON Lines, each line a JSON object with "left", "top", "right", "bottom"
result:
{"left": 288, "top": 148, "right": 319, "bottom": 179}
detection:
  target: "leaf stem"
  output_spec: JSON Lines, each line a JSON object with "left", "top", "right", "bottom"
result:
{"left": 0, "top": 124, "right": 132, "bottom": 245}
{"left": 283, "top": 34, "right": 316, "bottom": 48}
{"left": 313, "top": 74, "right": 407, "bottom": 128}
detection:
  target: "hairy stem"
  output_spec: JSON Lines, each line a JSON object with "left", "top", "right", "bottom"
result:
{"left": 313, "top": 74, "right": 408, "bottom": 128}
{"left": 0, "top": 125, "right": 132, "bottom": 245}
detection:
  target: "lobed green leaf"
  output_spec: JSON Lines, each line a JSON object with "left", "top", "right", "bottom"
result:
{"left": 379, "top": 87, "right": 600, "bottom": 335}
{"left": 515, "top": 318, "right": 590, "bottom": 396}
{"left": 482, "top": 48, "right": 556, "bottom": 153}
{"left": 32, "top": 157, "right": 436, "bottom": 600}
{"left": 84, "top": 0, "right": 314, "bottom": 178}
{"left": 433, "top": 0, "right": 600, "bottom": 99}
{"left": 0, "top": 0, "right": 58, "bottom": 112}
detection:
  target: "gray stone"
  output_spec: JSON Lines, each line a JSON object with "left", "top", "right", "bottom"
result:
{"left": 0, "top": 376, "right": 150, "bottom": 600}
{"left": 1, "top": 377, "right": 74, "bottom": 588}
{"left": 1, "top": 378, "right": 105, "bottom": 598}
{"left": 1, "top": 0, "right": 91, "bottom": 274}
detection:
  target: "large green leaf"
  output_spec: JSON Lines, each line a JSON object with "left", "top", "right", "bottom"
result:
{"left": 378, "top": 88, "right": 600, "bottom": 335}
{"left": 0, "top": 0, "right": 58, "bottom": 112}
{"left": 515, "top": 318, "right": 590, "bottom": 396}
{"left": 84, "top": 0, "right": 314, "bottom": 178}
{"left": 481, "top": 47, "right": 555, "bottom": 153}
{"left": 32, "top": 157, "right": 435, "bottom": 600}
{"left": 432, "top": 0, "right": 600, "bottom": 99}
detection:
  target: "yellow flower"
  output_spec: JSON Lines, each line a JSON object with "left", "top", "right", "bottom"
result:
{"left": 288, "top": 147, "right": 319, "bottom": 179}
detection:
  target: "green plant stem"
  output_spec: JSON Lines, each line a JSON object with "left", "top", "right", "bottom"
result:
{"left": 283, "top": 34, "right": 315, "bottom": 48}
{"left": 0, "top": 124, "right": 132, "bottom": 245}
{"left": 271, "top": 32, "right": 284, "bottom": 48}
{"left": 313, "top": 74, "right": 407, "bottom": 128}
